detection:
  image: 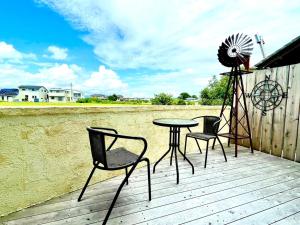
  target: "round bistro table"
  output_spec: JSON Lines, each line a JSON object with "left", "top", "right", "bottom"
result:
{"left": 153, "top": 118, "right": 199, "bottom": 184}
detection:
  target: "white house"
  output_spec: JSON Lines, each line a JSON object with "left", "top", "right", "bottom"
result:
{"left": 0, "top": 89, "right": 19, "bottom": 102}
{"left": 65, "top": 89, "right": 82, "bottom": 102}
{"left": 48, "top": 88, "right": 82, "bottom": 102}
{"left": 48, "top": 88, "right": 66, "bottom": 102}
{"left": 18, "top": 85, "right": 48, "bottom": 102}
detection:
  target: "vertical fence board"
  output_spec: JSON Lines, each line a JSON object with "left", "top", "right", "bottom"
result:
{"left": 251, "top": 70, "right": 265, "bottom": 151}
{"left": 282, "top": 64, "right": 300, "bottom": 160}
{"left": 296, "top": 110, "right": 300, "bottom": 162}
{"left": 270, "top": 65, "right": 290, "bottom": 157}
{"left": 261, "top": 68, "right": 277, "bottom": 154}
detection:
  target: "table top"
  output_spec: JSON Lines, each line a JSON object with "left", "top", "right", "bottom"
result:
{"left": 153, "top": 118, "right": 198, "bottom": 128}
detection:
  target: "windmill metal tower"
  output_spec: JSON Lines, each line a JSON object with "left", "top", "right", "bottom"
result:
{"left": 216, "top": 33, "right": 254, "bottom": 157}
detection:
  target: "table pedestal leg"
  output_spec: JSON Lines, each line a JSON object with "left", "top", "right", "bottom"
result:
{"left": 153, "top": 126, "right": 195, "bottom": 184}
{"left": 153, "top": 127, "right": 172, "bottom": 173}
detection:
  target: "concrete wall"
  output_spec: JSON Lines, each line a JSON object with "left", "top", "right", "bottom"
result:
{"left": 0, "top": 105, "right": 228, "bottom": 217}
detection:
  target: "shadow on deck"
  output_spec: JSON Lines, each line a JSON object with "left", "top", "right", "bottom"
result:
{"left": 1, "top": 146, "right": 300, "bottom": 225}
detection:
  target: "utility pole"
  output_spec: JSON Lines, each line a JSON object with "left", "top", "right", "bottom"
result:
{"left": 70, "top": 83, "right": 73, "bottom": 102}
{"left": 255, "top": 34, "right": 266, "bottom": 58}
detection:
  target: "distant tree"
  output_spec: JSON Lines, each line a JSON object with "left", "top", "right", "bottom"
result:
{"left": 178, "top": 92, "right": 191, "bottom": 100}
{"left": 176, "top": 98, "right": 186, "bottom": 105}
{"left": 200, "top": 75, "right": 231, "bottom": 105}
{"left": 107, "top": 94, "right": 118, "bottom": 101}
{"left": 151, "top": 93, "right": 173, "bottom": 105}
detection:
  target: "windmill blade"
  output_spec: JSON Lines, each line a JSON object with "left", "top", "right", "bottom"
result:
{"left": 236, "top": 33, "right": 243, "bottom": 45}
{"left": 218, "top": 33, "right": 253, "bottom": 67}
{"left": 239, "top": 36, "right": 251, "bottom": 47}
{"left": 234, "top": 33, "right": 239, "bottom": 45}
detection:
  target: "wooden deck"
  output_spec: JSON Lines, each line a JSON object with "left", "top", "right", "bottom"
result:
{"left": 1, "top": 146, "right": 300, "bottom": 225}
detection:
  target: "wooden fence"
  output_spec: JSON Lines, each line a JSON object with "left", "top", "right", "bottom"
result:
{"left": 239, "top": 63, "right": 300, "bottom": 162}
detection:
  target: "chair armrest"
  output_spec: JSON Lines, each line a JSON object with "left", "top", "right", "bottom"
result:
{"left": 105, "top": 132, "right": 147, "bottom": 157}
{"left": 88, "top": 127, "right": 147, "bottom": 157}
{"left": 192, "top": 116, "right": 205, "bottom": 120}
{"left": 89, "top": 127, "right": 118, "bottom": 134}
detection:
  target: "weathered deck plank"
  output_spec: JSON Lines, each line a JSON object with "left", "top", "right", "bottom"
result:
{"left": 1, "top": 146, "right": 299, "bottom": 225}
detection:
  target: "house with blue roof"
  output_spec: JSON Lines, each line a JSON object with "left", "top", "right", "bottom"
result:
{"left": 0, "top": 89, "right": 19, "bottom": 102}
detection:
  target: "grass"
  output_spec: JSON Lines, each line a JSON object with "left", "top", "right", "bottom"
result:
{"left": 0, "top": 101, "right": 151, "bottom": 107}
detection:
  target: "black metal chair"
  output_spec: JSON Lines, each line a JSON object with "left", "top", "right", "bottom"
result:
{"left": 184, "top": 116, "right": 227, "bottom": 168}
{"left": 78, "top": 127, "right": 151, "bottom": 225}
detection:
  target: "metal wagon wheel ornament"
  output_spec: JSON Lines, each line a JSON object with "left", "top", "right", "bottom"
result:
{"left": 218, "top": 33, "right": 253, "bottom": 68}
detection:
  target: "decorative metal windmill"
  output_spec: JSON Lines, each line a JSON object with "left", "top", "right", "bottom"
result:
{"left": 216, "top": 33, "right": 254, "bottom": 157}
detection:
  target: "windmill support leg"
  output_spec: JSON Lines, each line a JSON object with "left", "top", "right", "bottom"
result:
{"left": 239, "top": 73, "right": 254, "bottom": 153}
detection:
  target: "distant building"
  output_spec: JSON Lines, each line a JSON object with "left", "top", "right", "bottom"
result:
{"left": 0, "top": 89, "right": 19, "bottom": 102}
{"left": 18, "top": 85, "right": 48, "bottom": 102}
{"left": 48, "top": 88, "right": 66, "bottom": 102}
{"left": 185, "top": 97, "right": 198, "bottom": 102}
{"left": 65, "top": 89, "right": 82, "bottom": 102}
{"left": 123, "top": 97, "right": 151, "bottom": 101}
{"left": 90, "top": 94, "right": 107, "bottom": 99}
{"left": 49, "top": 88, "right": 83, "bottom": 102}
{"left": 116, "top": 95, "right": 124, "bottom": 101}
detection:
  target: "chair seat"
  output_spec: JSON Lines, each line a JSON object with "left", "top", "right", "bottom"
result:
{"left": 106, "top": 147, "right": 139, "bottom": 168}
{"left": 186, "top": 132, "right": 216, "bottom": 141}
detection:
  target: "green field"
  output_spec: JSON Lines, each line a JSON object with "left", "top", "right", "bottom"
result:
{"left": 0, "top": 101, "right": 151, "bottom": 107}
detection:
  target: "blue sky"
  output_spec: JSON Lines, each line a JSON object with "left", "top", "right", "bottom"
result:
{"left": 0, "top": 0, "right": 300, "bottom": 97}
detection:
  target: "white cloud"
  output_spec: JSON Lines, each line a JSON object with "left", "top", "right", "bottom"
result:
{"left": 124, "top": 68, "right": 211, "bottom": 97}
{"left": 0, "top": 63, "right": 80, "bottom": 89}
{"left": 0, "top": 60, "right": 129, "bottom": 96}
{"left": 38, "top": 0, "right": 300, "bottom": 72}
{"left": 47, "top": 45, "right": 68, "bottom": 60}
{"left": 0, "top": 41, "right": 129, "bottom": 94}
{"left": 84, "top": 65, "right": 127, "bottom": 92}
{"left": 36, "top": 63, "right": 77, "bottom": 86}
{"left": 0, "top": 41, "right": 23, "bottom": 61}
{"left": 0, "top": 41, "right": 36, "bottom": 63}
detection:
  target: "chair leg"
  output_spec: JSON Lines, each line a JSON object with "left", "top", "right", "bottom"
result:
{"left": 195, "top": 138, "right": 202, "bottom": 154}
{"left": 212, "top": 138, "right": 216, "bottom": 149}
{"left": 78, "top": 166, "right": 97, "bottom": 202}
{"left": 204, "top": 141, "right": 209, "bottom": 168}
{"left": 217, "top": 136, "right": 227, "bottom": 162}
{"left": 125, "top": 167, "right": 129, "bottom": 185}
{"left": 184, "top": 135, "right": 188, "bottom": 160}
{"left": 102, "top": 161, "right": 143, "bottom": 225}
{"left": 143, "top": 158, "right": 152, "bottom": 201}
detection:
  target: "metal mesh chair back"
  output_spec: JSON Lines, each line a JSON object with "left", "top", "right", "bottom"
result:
{"left": 87, "top": 128, "right": 108, "bottom": 167}
{"left": 203, "top": 116, "right": 220, "bottom": 135}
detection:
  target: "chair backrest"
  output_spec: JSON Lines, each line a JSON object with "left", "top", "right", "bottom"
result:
{"left": 86, "top": 128, "right": 108, "bottom": 168}
{"left": 203, "top": 116, "right": 221, "bottom": 135}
